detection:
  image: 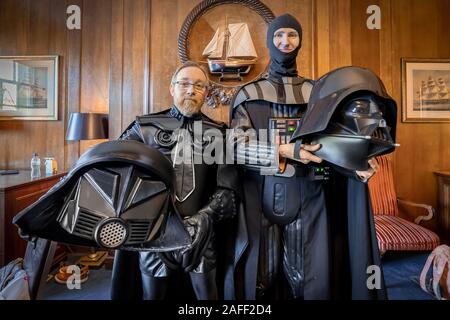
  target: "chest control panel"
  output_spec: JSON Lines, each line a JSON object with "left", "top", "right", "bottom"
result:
{"left": 269, "top": 118, "right": 302, "bottom": 145}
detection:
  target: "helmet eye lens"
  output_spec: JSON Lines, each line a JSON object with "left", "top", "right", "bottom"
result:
{"left": 349, "top": 100, "right": 370, "bottom": 114}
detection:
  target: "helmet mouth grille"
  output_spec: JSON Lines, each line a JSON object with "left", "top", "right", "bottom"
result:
{"left": 96, "top": 219, "right": 128, "bottom": 248}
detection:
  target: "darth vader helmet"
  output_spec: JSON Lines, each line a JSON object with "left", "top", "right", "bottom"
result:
{"left": 14, "top": 140, "right": 190, "bottom": 251}
{"left": 290, "top": 66, "right": 398, "bottom": 171}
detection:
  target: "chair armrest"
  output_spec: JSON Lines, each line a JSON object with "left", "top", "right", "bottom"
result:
{"left": 397, "top": 198, "right": 435, "bottom": 224}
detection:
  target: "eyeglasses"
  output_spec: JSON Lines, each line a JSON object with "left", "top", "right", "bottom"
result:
{"left": 174, "top": 80, "right": 208, "bottom": 92}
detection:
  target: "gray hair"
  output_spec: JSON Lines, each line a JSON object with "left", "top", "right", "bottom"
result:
{"left": 171, "top": 61, "right": 209, "bottom": 85}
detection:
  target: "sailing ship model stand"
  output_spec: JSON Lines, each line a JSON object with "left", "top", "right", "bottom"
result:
{"left": 202, "top": 18, "right": 258, "bottom": 82}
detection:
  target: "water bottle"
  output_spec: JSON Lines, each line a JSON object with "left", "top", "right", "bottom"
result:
{"left": 31, "top": 152, "right": 41, "bottom": 178}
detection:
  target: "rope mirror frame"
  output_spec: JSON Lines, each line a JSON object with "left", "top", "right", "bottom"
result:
{"left": 178, "top": 0, "right": 275, "bottom": 108}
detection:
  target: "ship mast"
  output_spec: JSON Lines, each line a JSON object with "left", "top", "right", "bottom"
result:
{"left": 222, "top": 16, "right": 230, "bottom": 61}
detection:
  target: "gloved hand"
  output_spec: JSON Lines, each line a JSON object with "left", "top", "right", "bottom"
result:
{"left": 178, "top": 211, "right": 213, "bottom": 271}
{"left": 198, "top": 188, "right": 237, "bottom": 222}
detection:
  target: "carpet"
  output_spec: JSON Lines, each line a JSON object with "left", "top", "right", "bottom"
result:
{"left": 39, "top": 252, "right": 436, "bottom": 300}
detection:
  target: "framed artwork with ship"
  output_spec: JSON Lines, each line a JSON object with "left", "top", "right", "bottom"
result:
{"left": 402, "top": 58, "right": 450, "bottom": 122}
{"left": 0, "top": 55, "right": 59, "bottom": 120}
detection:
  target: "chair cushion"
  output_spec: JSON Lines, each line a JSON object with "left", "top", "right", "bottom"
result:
{"left": 374, "top": 215, "right": 440, "bottom": 252}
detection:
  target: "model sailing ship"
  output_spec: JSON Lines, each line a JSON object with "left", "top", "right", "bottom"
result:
{"left": 416, "top": 76, "right": 450, "bottom": 106}
{"left": 202, "top": 19, "right": 258, "bottom": 81}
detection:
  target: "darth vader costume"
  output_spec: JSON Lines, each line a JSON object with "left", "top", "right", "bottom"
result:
{"left": 227, "top": 14, "right": 329, "bottom": 300}
{"left": 226, "top": 14, "right": 395, "bottom": 300}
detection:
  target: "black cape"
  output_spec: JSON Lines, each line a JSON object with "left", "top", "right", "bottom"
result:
{"left": 324, "top": 171, "right": 387, "bottom": 299}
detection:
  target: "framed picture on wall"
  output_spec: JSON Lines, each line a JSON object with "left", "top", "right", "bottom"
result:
{"left": 402, "top": 58, "right": 450, "bottom": 122}
{"left": 0, "top": 55, "right": 58, "bottom": 120}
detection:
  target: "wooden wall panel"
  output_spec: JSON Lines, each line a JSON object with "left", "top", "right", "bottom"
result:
{"left": 0, "top": 0, "right": 67, "bottom": 171}
{"left": 378, "top": 0, "right": 393, "bottom": 94}
{"left": 45, "top": 0, "right": 68, "bottom": 170}
{"left": 314, "top": 0, "right": 330, "bottom": 79}
{"left": 436, "top": 0, "right": 450, "bottom": 179}
{"left": 65, "top": 0, "right": 82, "bottom": 170}
{"left": 350, "top": 0, "right": 380, "bottom": 74}
{"left": 109, "top": 0, "right": 124, "bottom": 140}
{"left": 328, "top": 0, "right": 352, "bottom": 70}
{"left": 389, "top": 0, "right": 450, "bottom": 228}
{"left": 314, "top": 0, "right": 352, "bottom": 78}
{"left": 285, "top": 0, "right": 314, "bottom": 79}
{"left": 120, "top": 0, "right": 151, "bottom": 132}
{"left": 78, "top": 0, "right": 111, "bottom": 154}
{"left": 149, "top": 0, "right": 182, "bottom": 114}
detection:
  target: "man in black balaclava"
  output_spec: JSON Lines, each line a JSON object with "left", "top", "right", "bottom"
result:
{"left": 226, "top": 13, "right": 328, "bottom": 300}
{"left": 226, "top": 14, "right": 385, "bottom": 300}
{"left": 266, "top": 13, "right": 302, "bottom": 78}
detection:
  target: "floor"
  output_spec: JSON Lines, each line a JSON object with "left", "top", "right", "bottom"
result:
{"left": 39, "top": 251, "right": 436, "bottom": 300}
{"left": 382, "top": 251, "right": 435, "bottom": 300}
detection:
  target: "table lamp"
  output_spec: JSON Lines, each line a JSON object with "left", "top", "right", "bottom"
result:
{"left": 66, "top": 112, "right": 109, "bottom": 141}
{"left": 66, "top": 112, "right": 109, "bottom": 266}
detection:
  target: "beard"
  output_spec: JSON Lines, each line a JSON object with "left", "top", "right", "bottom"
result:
{"left": 176, "top": 97, "right": 202, "bottom": 117}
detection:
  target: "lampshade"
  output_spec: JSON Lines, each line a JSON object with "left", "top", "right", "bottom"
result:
{"left": 66, "top": 112, "right": 109, "bottom": 141}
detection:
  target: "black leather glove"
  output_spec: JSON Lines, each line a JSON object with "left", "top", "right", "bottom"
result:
{"left": 178, "top": 211, "right": 213, "bottom": 271}
{"left": 198, "top": 188, "right": 237, "bottom": 222}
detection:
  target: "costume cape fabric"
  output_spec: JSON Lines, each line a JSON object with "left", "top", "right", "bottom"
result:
{"left": 324, "top": 172, "right": 387, "bottom": 299}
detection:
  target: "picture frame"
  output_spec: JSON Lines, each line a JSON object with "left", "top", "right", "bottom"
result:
{"left": 401, "top": 58, "right": 450, "bottom": 122}
{"left": 0, "top": 55, "right": 59, "bottom": 120}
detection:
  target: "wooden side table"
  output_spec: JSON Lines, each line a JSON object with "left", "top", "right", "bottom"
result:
{"left": 0, "top": 170, "right": 65, "bottom": 266}
{"left": 434, "top": 171, "right": 450, "bottom": 245}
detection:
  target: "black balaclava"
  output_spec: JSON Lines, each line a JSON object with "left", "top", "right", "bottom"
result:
{"left": 267, "top": 13, "right": 303, "bottom": 78}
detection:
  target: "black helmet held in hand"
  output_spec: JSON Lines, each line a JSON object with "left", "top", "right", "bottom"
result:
{"left": 14, "top": 140, "right": 190, "bottom": 251}
{"left": 290, "top": 66, "right": 398, "bottom": 171}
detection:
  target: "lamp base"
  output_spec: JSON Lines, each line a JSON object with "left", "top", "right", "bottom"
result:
{"left": 78, "top": 251, "right": 108, "bottom": 268}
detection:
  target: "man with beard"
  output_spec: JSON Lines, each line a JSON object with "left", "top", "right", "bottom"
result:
{"left": 111, "top": 61, "right": 238, "bottom": 300}
{"left": 226, "top": 14, "right": 383, "bottom": 300}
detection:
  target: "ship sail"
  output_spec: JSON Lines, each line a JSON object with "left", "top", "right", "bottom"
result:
{"left": 425, "top": 76, "right": 439, "bottom": 99}
{"left": 417, "top": 76, "right": 450, "bottom": 105}
{"left": 226, "top": 23, "right": 257, "bottom": 59}
{"left": 202, "top": 23, "right": 257, "bottom": 60}
{"left": 437, "top": 77, "right": 449, "bottom": 98}
{"left": 202, "top": 27, "right": 225, "bottom": 59}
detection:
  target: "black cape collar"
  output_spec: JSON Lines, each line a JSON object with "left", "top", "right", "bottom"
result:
{"left": 169, "top": 105, "right": 202, "bottom": 122}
